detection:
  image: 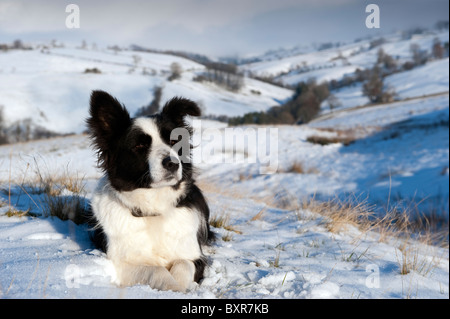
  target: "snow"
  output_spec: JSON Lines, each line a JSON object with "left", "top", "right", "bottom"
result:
{"left": 325, "top": 59, "right": 449, "bottom": 112}
{"left": 0, "top": 91, "right": 448, "bottom": 298}
{"left": 280, "top": 64, "right": 358, "bottom": 87}
{"left": 243, "top": 30, "right": 449, "bottom": 87}
{"left": 386, "top": 58, "right": 450, "bottom": 99}
{"left": 0, "top": 47, "right": 292, "bottom": 134}
{"left": 1, "top": 184, "right": 448, "bottom": 298}
{"left": 0, "top": 32, "right": 448, "bottom": 299}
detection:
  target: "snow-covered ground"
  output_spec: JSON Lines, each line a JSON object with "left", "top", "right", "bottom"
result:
{"left": 0, "top": 30, "right": 448, "bottom": 299}
{"left": 0, "top": 91, "right": 448, "bottom": 298}
{"left": 1, "top": 188, "right": 448, "bottom": 299}
{"left": 197, "top": 94, "right": 449, "bottom": 215}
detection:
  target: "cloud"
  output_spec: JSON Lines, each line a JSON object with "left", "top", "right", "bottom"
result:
{"left": 0, "top": 0, "right": 447, "bottom": 56}
{"left": 0, "top": 0, "right": 357, "bottom": 34}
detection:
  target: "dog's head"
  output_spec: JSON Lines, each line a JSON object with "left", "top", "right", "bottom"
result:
{"left": 87, "top": 90, "right": 200, "bottom": 191}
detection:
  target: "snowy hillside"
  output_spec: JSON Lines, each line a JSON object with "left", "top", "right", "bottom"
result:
{"left": 324, "top": 58, "right": 449, "bottom": 112}
{"left": 0, "top": 46, "right": 292, "bottom": 134}
{"left": 242, "top": 30, "right": 449, "bottom": 86}
{"left": 0, "top": 90, "right": 448, "bottom": 298}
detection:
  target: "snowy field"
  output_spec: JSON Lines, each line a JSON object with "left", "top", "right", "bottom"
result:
{"left": 0, "top": 30, "right": 448, "bottom": 299}
{"left": 0, "top": 47, "right": 292, "bottom": 134}
{"left": 0, "top": 92, "right": 448, "bottom": 299}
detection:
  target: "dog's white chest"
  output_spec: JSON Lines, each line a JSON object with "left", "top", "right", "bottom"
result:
{"left": 92, "top": 179, "right": 202, "bottom": 267}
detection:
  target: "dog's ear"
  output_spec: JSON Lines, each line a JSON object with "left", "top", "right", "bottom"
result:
{"left": 87, "top": 91, "right": 132, "bottom": 166}
{"left": 87, "top": 90, "right": 131, "bottom": 141}
{"left": 161, "top": 97, "right": 201, "bottom": 127}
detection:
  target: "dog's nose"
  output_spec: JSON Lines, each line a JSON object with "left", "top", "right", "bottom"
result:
{"left": 162, "top": 156, "right": 180, "bottom": 173}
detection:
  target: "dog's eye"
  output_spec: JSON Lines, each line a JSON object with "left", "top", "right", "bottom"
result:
{"left": 134, "top": 144, "right": 147, "bottom": 151}
{"left": 133, "top": 135, "right": 151, "bottom": 152}
{"left": 170, "top": 140, "right": 177, "bottom": 146}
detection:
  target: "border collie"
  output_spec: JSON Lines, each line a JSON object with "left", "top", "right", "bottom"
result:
{"left": 86, "top": 90, "right": 214, "bottom": 292}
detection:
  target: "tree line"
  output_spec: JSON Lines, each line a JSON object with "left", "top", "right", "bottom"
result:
{"left": 228, "top": 35, "right": 449, "bottom": 126}
{"left": 228, "top": 80, "right": 330, "bottom": 126}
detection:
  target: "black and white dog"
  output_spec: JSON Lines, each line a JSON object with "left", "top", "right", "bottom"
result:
{"left": 87, "top": 90, "right": 214, "bottom": 292}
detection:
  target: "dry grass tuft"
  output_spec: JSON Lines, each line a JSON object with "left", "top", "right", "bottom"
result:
{"left": 396, "top": 238, "right": 446, "bottom": 277}
{"left": 210, "top": 213, "right": 242, "bottom": 235}
{"left": 250, "top": 207, "right": 266, "bottom": 221}
{"left": 300, "top": 195, "right": 375, "bottom": 233}
{"left": 42, "top": 194, "right": 88, "bottom": 225}
{"left": 370, "top": 199, "right": 449, "bottom": 249}
{"left": 221, "top": 232, "right": 234, "bottom": 242}
{"left": 2, "top": 157, "right": 90, "bottom": 224}
{"left": 288, "top": 162, "right": 306, "bottom": 174}
{"left": 278, "top": 161, "right": 320, "bottom": 175}
{"left": 306, "top": 135, "right": 356, "bottom": 146}
{"left": 5, "top": 207, "right": 32, "bottom": 218}
{"left": 34, "top": 168, "right": 86, "bottom": 197}
{"left": 307, "top": 126, "right": 379, "bottom": 147}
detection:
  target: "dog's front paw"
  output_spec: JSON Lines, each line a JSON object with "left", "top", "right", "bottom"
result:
{"left": 144, "top": 265, "right": 187, "bottom": 292}
{"left": 115, "top": 264, "right": 186, "bottom": 292}
{"left": 160, "top": 280, "right": 186, "bottom": 293}
{"left": 169, "top": 259, "right": 195, "bottom": 292}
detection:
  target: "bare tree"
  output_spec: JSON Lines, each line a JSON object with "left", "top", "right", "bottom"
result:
{"left": 132, "top": 55, "right": 142, "bottom": 66}
{"left": 377, "top": 48, "right": 397, "bottom": 72}
{"left": 432, "top": 38, "right": 445, "bottom": 59}
{"left": 13, "top": 39, "right": 24, "bottom": 50}
{"left": 326, "top": 94, "right": 341, "bottom": 112}
{"left": 168, "top": 62, "right": 182, "bottom": 81}
{"left": 135, "top": 86, "right": 163, "bottom": 116}
{"left": 363, "top": 66, "right": 396, "bottom": 104}
{"left": 410, "top": 43, "right": 427, "bottom": 66}
{"left": 0, "top": 106, "right": 8, "bottom": 144}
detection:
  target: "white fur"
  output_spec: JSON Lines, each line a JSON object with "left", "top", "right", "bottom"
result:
{"left": 134, "top": 118, "right": 182, "bottom": 188}
{"left": 92, "top": 177, "right": 201, "bottom": 292}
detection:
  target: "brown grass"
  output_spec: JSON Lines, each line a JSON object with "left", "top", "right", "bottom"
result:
{"left": 278, "top": 161, "right": 320, "bottom": 175}
{"left": 307, "top": 197, "right": 447, "bottom": 247}
{"left": 250, "top": 207, "right": 266, "bottom": 221}
{"left": 307, "top": 135, "right": 356, "bottom": 146}
{"left": 209, "top": 213, "right": 242, "bottom": 235}
{"left": 199, "top": 175, "right": 449, "bottom": 282}
{"left": 300, "top": 195, "right": 375, "bottom": 233}
{"left": 200, "top": 174, "right": 449, "bottom": 246}
{"left": 307, "top": 126, "right": 382, "bottom": 147}
{"left": 2, "top": 156, "right": 89, "bottom": 224}
{"left": 35, "top": 170, "right": 86, "bottom": 196}
{"left": 289, "top": 162, "right": 306, "bottom": 174}
{"left": 5, "top": 207, "right": 32, "bottom": 218}
{"left": 42, "top": 194, "right": 88, "bottom": 225}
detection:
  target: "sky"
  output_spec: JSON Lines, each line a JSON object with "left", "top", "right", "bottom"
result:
{"left": 0, "top": 0, "right": 448, "bottom": 57}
